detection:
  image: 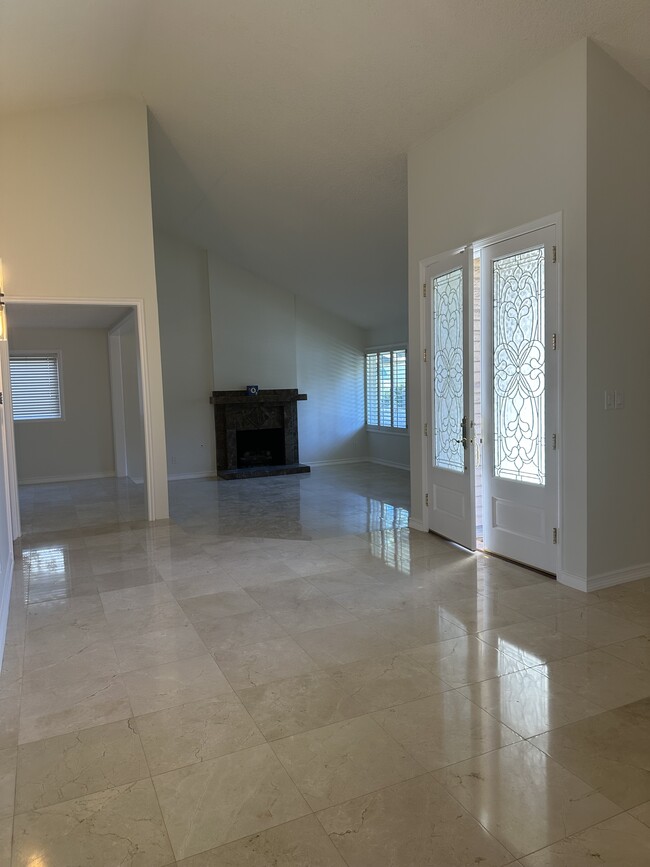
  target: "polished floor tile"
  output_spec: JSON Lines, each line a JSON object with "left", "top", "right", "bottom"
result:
{"left": 538, "top": 649, "right": 650, "bottom": 710}
{"left": 326, "top": 651, "right": 450, "bottom": 712}
{"left": 407, "top": 634, "right": 527, "bottom": 687}
{"left": 537, "top": 606, "right": 646, "bottom": 648}
{"left": 214, "top": 635, "right": 320, "bottom": 690}
{"left": 112, "top": 622, "right": 207, "bottom": 672}
{"left": 520, "top": 812, "right": 650, "bottom": 866}
{"left": 175, "top": 815, "right": 347, "bottom": 866}
{"left": 529, "top": 698, "right": 650, "bottom": 809}
{"left": 15, "top": 718, "right": 148, "bottom": 813}
{"left": 434, "top": 741, "right": 620, "bottom": 859}
{"left": 0, "top": 748, "right": 16, "bottom": 820}
{"left": 477, "top": 619, "right": 592, "bottom": 665}
{"left": 317, "top": 774, "right": 513, "bottom": 866}
{"left": 135, "top": 694, "right": 264, "bottom": 774}
{"left": 272, "top": 715, "right": 424, "bottom": 810}
{"left": 152, "top": 743, "right": 309, "bottom": 860}
{"left": 239, "top": 670, "right": 365, "bottom": 740}
{"left": 460, "top": 666, "right": 604, "bottom": 738}
{"left": 6, "top": 469, "right": 650, "bottom": 864}
{"left": 373, "top": 690, "right": 521, "bottom": 770}
{"left": 121, "top": 654, "right": 233, "bottom": 716}
{"left": 12, "top": 779, "right": 174, "bottom": 867}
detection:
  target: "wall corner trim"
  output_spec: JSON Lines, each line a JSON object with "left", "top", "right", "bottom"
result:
{"left": 0, "top": 554, "right": 14, "bottom": 671}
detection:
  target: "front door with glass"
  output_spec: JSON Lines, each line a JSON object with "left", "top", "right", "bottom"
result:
{"left": 425, "top": 251, "right": 476, "bottom": 551}
{"left": 480, "top": 226, "right": 558, "bottom": 573}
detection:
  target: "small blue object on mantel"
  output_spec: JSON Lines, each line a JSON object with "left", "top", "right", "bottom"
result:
{"left": 246, "top": 385, "right": 259, "bottom": 396}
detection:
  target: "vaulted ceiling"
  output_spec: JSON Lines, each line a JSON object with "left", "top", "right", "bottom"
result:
{"left": 1, "top": 1, "right": 648, "bottom": 329}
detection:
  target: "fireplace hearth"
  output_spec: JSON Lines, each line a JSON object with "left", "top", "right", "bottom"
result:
{"left": 210, "top": 389, "right": 310, "bottom": 480}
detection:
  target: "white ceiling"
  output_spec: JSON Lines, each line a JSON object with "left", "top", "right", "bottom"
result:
{"left": 1, "top": 1, "right": 649, "bottom": 330}
{"left": 6, "top": 303, "right": 134, "bottom": 330}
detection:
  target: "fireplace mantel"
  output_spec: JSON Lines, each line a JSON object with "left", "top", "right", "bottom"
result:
{"left": 210, "top": 389, "right": 310, "bottom": 480}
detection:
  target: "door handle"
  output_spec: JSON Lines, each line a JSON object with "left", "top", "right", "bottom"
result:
{"left": 454, "top": 417, "right": 469, "bottom": 449}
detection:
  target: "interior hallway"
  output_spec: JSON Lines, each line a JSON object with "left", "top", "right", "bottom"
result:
{"left": 1, "top": 465, "right": 650, "bottom": 864}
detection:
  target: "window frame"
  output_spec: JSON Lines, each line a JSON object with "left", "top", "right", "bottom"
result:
{"left": 9, "top": 350, "right": 65, "bottom": 423}
{"left": 364, "top": 345, "right": 408, "bottom": 433}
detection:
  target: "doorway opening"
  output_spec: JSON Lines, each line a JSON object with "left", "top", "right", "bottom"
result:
{"left": 2, "top": 300, "right": 155, "bottom": 540}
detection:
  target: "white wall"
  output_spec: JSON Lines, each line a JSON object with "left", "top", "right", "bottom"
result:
{"left": 155, "top": 230, "right": 215, "bottom": 478}
{"left": 9, "top": 327, "right": 115, "bottom": 483}
{"left": 296, "top": 297, "right": 366, "bottom": 464}
{"left": 408, "top": 41, "right": 588, "bottom": 577}
{"left": 0, "top": 98, "right": 168, "bottom": 518}
{"left": 208, "top": 255, "right": 297, "bottom": 390}
{"left": 205, "top": 253, "right": 368, "bottom": 464}
{"left": 586, "top": 43, "right": 650, "bottom": 579}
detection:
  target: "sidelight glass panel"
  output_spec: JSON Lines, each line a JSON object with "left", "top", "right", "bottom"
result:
{"left": 433, "top": 268, "right": 464, "bottom": 472}
{"left": 493, "top": 246, "right": 545, "bottom": 485}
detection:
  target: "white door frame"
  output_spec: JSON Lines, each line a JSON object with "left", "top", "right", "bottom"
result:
{"left": 418, "top": 213, "right": 563, "bottom": 573}
{"left": 2, "top": 297, "right": 159, "bottom": 530}
{"left": 0, "top": 342, "right": 20, "bottom": 539}
{"left": 474, "top": 214, "right": 562, "bottom": 574}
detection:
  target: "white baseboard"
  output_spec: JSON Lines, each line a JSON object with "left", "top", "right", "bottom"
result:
{"left": 0, "top": 554, "right": 14, "bottom": 672}
{"left": 19, "top": 471, "right": 116, "bottom": 485}
{"left": 308, "top": 458, "right": 368, "bottom": 467}
{"left": 168, "top": 471, "right": 218, "bottom": 481}
{"left": 559, "top": 562, "right": 650, "bottom": 593}
{"left": 309, "top": 458, "right": 410, "bottom": 471}
{"left": 367, "top": 457, "right": 410, "bottom": 471}
{"left": 128, "top": 476, "right": 144, "bottom": 485}
{"left": 408, "top": 518, "right": 428, "bottom": 532}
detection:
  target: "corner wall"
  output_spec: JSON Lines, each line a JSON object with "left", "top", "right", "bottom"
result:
{"left": 586, "top": 43, "right": 650, "bottom": 582}
{"left": 155, "top": 230, "right": 215, "bottom": 478}
{"left": 407, "top": 41, "right": 588, "bottom": 576}
{"left": 0, "top": 98, "right": 168, "bottom": 518}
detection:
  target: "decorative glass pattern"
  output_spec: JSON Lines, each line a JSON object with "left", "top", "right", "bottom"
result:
{"left": 493, "top": 246, "right": 545, "bottom": 485}
{"left": 433, "top": 268, "right": 464, "bottom": 472}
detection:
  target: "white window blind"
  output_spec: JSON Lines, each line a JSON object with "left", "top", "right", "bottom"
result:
{"left": 365, "top": 348, "right": 407, "bottom": 430}
{"left": 10, "top": 354, "right": 62, "bottom": 421}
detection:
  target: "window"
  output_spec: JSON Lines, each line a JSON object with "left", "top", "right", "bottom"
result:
{"left": 365, "top": 348, "right": 407, "bottom": 429}
{"left": 9, "top": 353, "right": 62, "bottom": 421}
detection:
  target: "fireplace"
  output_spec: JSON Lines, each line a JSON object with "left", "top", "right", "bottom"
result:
{"left": 210, "top": 389, "right": 310, "bottom": 480}
{"left": 236, "top": 428, "right": 285, "bottom": 468}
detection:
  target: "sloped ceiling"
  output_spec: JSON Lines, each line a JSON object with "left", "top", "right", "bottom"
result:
{"left": 1, "top": 1, "right": 649, "bottom": 329}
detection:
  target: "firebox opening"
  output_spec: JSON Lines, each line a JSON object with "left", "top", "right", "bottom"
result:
{"left": 236, "top": 428, "right": 286, "bottom": 469}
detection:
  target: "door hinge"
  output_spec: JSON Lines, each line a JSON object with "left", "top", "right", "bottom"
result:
{"left": 424, "top": 422, "right": 428, "bottom": 437}
{"left": 552, "top": 527, "right": 558, "bottom": 544}
{"left": 552, "top": 333, "right": 557, "bottom": 351}
{"left": 423, "top": 348, "right": 427, "bottom": 363}
{"left": 425, "top": 493, "right": 429, "bottom": 507}
{"left": 552, "top": 245, "right": 557, "bottom": 264}
{"left": 423, "top": 282, "right": 427, "bottom": 298}
{"left": 0, "top": 392, "right": 3, "bottom": 406}
{"left": 552, "top": 433, "right": 557, "bottom": 450}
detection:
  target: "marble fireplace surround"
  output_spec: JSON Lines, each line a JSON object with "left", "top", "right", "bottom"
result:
{"left": 210, "top": 389, "right": 310, "bottom": 480}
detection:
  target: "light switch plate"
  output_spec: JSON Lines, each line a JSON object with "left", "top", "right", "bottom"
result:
{"left": 604, "top": 390, "right": 614, "bottom": 410}
{"left": 615, "top": 389, "right": 625, "bottom": 409}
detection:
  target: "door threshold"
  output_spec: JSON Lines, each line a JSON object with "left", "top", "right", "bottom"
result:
{"left": 481, "top": 548, "right": 556, "bottom": 579}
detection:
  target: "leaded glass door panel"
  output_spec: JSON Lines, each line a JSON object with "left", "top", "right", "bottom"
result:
{"left": 425, "top": 251, "right": 475, "bottom": 551}
{"left": 481, "top": 226, "right": 558, "bottom": 573}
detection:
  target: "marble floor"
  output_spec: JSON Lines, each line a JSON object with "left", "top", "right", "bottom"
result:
{"left": 1, "top": 465, "right": 650, "bottom": 865}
